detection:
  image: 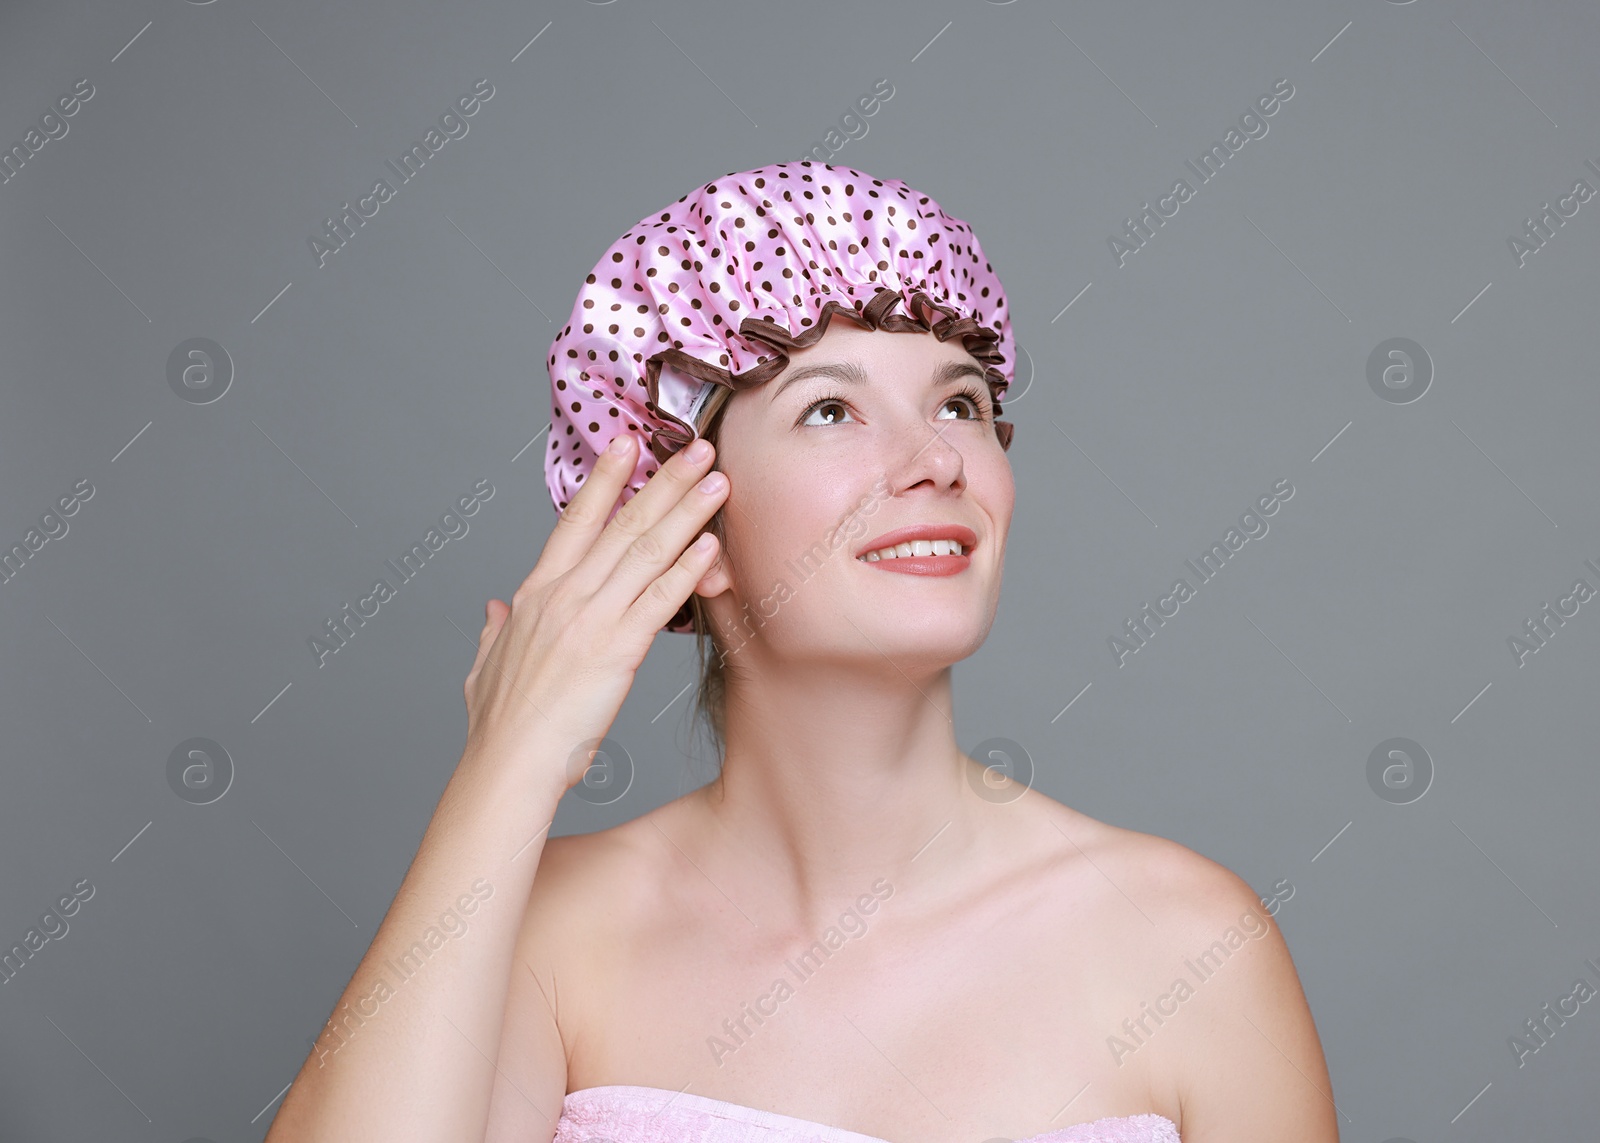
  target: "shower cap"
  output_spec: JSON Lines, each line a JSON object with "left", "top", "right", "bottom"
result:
{"left": 544, "top": 159, "right": 1016, "bottom": 634}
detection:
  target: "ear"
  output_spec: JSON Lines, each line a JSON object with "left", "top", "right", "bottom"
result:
{"left": 691, "top": 543, "right": 735, "bottom": 600}
{"left": 691, "top": 541, "right": 732, "bottom": 595}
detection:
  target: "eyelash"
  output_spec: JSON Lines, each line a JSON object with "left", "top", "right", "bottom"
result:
{"left": 796, "top": 383, "right": 993, "bottom": 428}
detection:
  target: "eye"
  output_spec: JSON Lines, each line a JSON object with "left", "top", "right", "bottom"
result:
{"left": 937, "top": 383, "right": 993, "bottom": 422}
{"left": 795, "top": 383, "right": 994, "bottom": 428}
{"left": 797, "top": 392, "right": 857, "bottom": 427}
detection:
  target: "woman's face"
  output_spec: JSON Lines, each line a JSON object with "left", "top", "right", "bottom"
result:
{"left": 693, "top": 320, "right": 1015, "bottom": 667}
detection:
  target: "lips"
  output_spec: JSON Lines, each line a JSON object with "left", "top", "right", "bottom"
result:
{"left": 854, "top": 524, "right": 978, "bottom": 560}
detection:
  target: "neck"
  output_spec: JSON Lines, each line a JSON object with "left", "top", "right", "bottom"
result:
{"left": 694, "top": 649, "right": 996, "bottom": 931}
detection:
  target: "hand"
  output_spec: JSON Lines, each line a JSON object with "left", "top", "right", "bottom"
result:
{"left": 460, "top": 434, "right": 728, "bottom": 793}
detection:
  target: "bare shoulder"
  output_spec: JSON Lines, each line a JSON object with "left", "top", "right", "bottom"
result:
{"left": 1017, "top": 794, "right": 1336, "bottom": 1138}
{"left": 512, "top": 790, "right": 709, "bottom": 998}
{"left": 1019, "top": 791, "right": 1259, "bottom": 931}
{"left": 1023, "top": 791, "right": 1305, "bottom": 1010}
{"left": 516, "top": 807, "right": 672, "bottom": 970}
{"left": 1156, "top": 867, "right": 1338, "bottom": 1138}
{"left": 1021, "top": 795, "right": 1338, "bottom": 1141}
{"left": 486, "top": 809, "right": 681, "bottom": 1142}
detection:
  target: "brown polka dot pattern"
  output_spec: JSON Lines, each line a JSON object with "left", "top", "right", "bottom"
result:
{"left": 545, "top": 160, "right": 1017, "bottom": 634}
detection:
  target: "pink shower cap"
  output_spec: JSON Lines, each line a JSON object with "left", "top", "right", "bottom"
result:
{"left": 544, "top": 160, "right": 1016, "bottom": 634}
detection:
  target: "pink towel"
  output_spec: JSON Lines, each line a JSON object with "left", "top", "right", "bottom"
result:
{"left": 553, "top": 1085, "right": 1181, "bottom": 1143}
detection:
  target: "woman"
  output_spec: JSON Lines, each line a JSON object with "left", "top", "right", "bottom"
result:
{"left": 265, "top": 163, "right": 1338, "bottom": 1143}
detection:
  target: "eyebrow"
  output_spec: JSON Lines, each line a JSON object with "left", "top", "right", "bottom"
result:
{"left": 770, "top": 358, "right": 988, "bottom": 401}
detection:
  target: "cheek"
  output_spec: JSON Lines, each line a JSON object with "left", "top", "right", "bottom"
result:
{"left": 728, "top": 471, "right": 866, "bottom": 582}
{"left": 978, "top": 449, "right": 1017, "bottom": 519}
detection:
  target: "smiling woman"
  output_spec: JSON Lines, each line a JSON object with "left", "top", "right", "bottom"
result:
{"left": 680, "top": 318, "right": 1016, "bottom": 761}
{"left": 263, "top": 162, "right": 1338, "bottom": 1143}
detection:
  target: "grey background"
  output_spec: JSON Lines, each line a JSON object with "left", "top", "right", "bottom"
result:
{"left": 2, "top": 0, "right": 1597, "bottom": 1138}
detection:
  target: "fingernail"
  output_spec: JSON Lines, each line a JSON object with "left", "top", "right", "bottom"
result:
{"left": 607, "top": 435, "right": 632, "bottom": 456}
{"left": 684, "top": 438, "right": 712, "bottom": 463}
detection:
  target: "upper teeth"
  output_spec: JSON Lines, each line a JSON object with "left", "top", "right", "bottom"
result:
{"left": 859, "top": 539, "right": 966, "bottom": 561}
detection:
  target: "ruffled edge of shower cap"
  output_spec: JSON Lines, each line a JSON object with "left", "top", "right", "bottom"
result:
{"left": 546, "top": 160, "right": 1016, "bottom": 635}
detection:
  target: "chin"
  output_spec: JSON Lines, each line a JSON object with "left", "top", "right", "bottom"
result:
{"left": 828, "top": 599, "right": 994, "bottom": 662}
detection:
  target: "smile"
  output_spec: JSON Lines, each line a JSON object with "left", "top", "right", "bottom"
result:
{"left": 856, "top": 539, "right": 972, "bottom": 577}
{"left": 858, "top": 539, "right": 966, "bottom": 561}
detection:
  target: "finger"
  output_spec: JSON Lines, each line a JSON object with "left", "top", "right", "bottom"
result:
{"left": 691, "top": 540, "right": 726, "bottom": 595}
{"left": 581, "top": 437, "right": 720, "bottom": 573}
{"left": 594, "top": 464, "right": 729, "bottom": 623}
{"left": 620, "top": 529, "right": 721, "bottom": 639}
{"left": 531, "top": 433, "right": 645, "bottom": 584}
{"left": 467, "top": 598, "right": 508, "bottom": 685}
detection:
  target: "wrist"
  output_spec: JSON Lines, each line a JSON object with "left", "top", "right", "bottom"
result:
{"left": 452, "top": 739, "right": 572, "bottom": 816}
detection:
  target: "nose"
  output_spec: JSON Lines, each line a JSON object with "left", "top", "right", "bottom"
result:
{"left": 882, "top": 413, "right": 966, "bottom": 494}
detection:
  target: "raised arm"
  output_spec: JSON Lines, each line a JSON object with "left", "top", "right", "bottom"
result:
{"left": 262, "top": 431, "right": 731, "bottom": 1143}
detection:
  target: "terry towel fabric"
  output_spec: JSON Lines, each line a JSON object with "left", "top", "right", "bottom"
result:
{"left": 551, "top": 1084, "right": 1182, "bottom": 1143}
